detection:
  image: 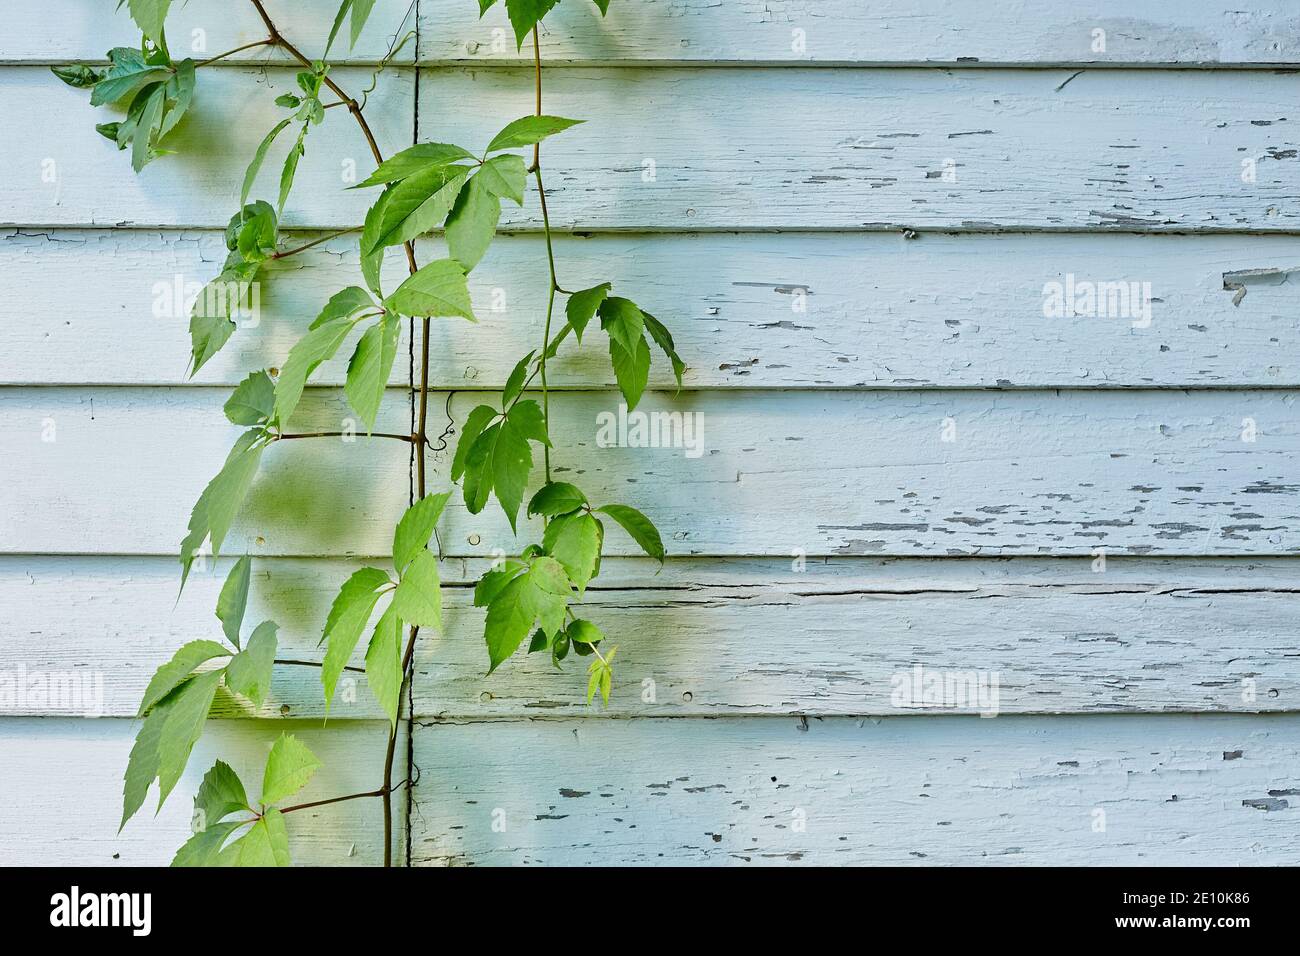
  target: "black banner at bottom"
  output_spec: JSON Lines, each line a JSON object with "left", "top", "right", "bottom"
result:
{"left": 0, "top": 866, "right": 1287, "bottom": 940}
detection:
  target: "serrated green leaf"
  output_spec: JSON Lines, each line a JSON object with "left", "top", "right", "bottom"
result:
{"left": 365, "top": 604, "right": 403, "bottom": 726}
{"left": 483, "top": 558, "right": 569, "bottom": 673}
{"left": 565, "top": 283, "right": 610, "bottom": 344}
{"left": 492, "top": 416, "right": 534, "bottom": 532}
{"left": 122, "top": 703, "right": 166, "bottom": 829}
{"left": 366, "top": 164, "right": 469, "bottom": 253}
{"left": 641, "top": 310, "right": 685, "bottom": 388}
{"left": 507, "top": 398, "right": 550, "bottom": 445}
{"left": 598, "top": 296, "right": 645, "bottom": 356}
{"left": 474, "top": 562, "right": 525, "bottom": 607}
{"left": 384, "top": 259, "right": 475, "bottom": 320}
{"left": 486, "top": 112, "right": 582, "bottom": 151}
{"left": 90, "top": 48, "right": 170, "bottom": 106}
{"left": 452, "top": 405, "right": 498, "bottom": 482}
{"left": 224, "top": 620, "right": 277, "bottom": 708}
{"left": 261, "top": 733, "right": 321, "bottom": 806}
{"left": 597, "top": 503, "right": 665, "bottom": 562}
{"left": 274, "top": 318, "right": 360, "bottom": 426}
{"left": 501, "top": 0, "right": 563, "bottom": 47}
{"left": 189, "top": 256, "right": 261, "bottom": 376}
{"left": 241, "top": 119, "right": 291, "bottom": 210}
{"left": 309, "top": 286, "right": 375, "bottom": 330}
{"left": 566, "top": 618, "right": 604, "bottom": 647}
{"left": 592, "top": 0, "right": 611, "bottom": 14}
{"left": 155, "top": 669, "right": 224, "bottom": 811}
{"left": 393, "top": 493, "right": 451, "bottom": 573}
{"left": 609, "top": 335, "right": 651, "bottom": 411}
{"left": 345, "top": 312, "right": 400, "bottom": 432}
{"left": 171, "top": 819, "right": 243, "bottom": 867}
{"left": 53, "top": 65, "right": 106, "bottom": 88}
{"left": 224, "top": 371, "right": 276, "bottom": 426}
{"left": 543, "top": 511, "right": 601, "bottom": 594}
{"left": 131, "top": 84, "right": 165, "bottom": 172}
{"left": 391, "top": 549, "right": 442, "bottom": 629}
{"left": 502, "top": 354, "right": 533, "bottom": 410}
{"left": 220, "top": 808, "right": 290, "bottom": 866}
{"left": 214, "top": 554, "right": 252, "bottom": 648}
{"left": 127, "top": 0, "right": 172, "bottom": 44}
{"left": 349, "top": 0, "right": 378, "bottom": 46}
{"left": 278, "top": 125, "right": 308, "bottom": 215}
{"left": 360, "top": 190, "right": 390, "bottom": 297}
{"left": 321, "top": 567, "right": 391, "bottom": 709}
{"left": 158, "top": 58, "right": 195, "bottom": 139}
{"left": 180, "top": 430, "right": 267, "bottom": 589}
{"left": 138, "top": 640, "right": 229, "bottom": 717}
{"left": 528, "top": 481, "right": 588, "bottom": 517}
{"left": 445, "top": 175, "right": 502, "bottom": 271}
{"left": 194, "top": 759, "right": 249, "bottom": 824}
{"left": 476, "top": 153, "right": 528, "bottom": 204}
{"left": 351, "top": 143, "right": 477, "bottom": 189}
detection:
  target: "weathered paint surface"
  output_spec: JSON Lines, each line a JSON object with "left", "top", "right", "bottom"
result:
{"left": 0, "top": 0, "right": 1296, "bottom": 866}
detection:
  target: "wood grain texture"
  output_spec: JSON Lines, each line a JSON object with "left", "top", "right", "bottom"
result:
{"left": 0, "top": 718, "right": 402, "bottom": 866}
{"left": 409, "top": 713, "right": 1300, "bottom": 865}
{"left": 415, "top": 66, "right": 1299, "bottom": 233}
{"left": 422, "top": 0, "right": 1300, "bottom": 67}
{"left": 1, "top": 67, "right": 412, "bottom": 228}
{"left": 8, "top": 228, "right": 1300, "bottom": 389}
{"left": 5, "top": 554, "right": 1297, "bottom": 719}
{"left": 8, "top": 66, "right": 1297, "bottom": 232}
{"left": 7, "top": 0, "right": 418, "bottom": 63}
{"left": 5, "top": 386, "right": 1299, "bottom": 558}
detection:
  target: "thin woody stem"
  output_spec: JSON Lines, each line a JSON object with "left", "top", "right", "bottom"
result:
{"left": 272, "top": 228, "right": 358, "bottom": 259}
{"left": 274, "top": 658, "right": 364, "bottom": 674}
{"left": 247, "top": 0, "right": 429, "bottom": 868}
{"left": 530, "top": 27, "right": 558, "bottom": 484}
{"left": 275, "top": 431, "right": 414, "bottom": 442}
{"left": 196, "top": 38, "right": 276, "bottom": 67}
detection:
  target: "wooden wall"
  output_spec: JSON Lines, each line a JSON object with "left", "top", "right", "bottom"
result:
{"left": 1, "top": 1, "right": 1298, "bottom": 865}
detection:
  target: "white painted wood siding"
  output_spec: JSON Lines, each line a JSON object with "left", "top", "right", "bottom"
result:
{"left": 0, "top": 0, "right": 1295, "bottom": 866}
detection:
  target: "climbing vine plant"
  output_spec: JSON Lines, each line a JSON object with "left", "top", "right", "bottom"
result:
{"left": 55, "top": 0, "right": 681, "bottom": 866}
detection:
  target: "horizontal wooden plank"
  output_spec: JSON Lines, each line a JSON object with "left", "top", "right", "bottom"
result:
{"left": 0, "top": 717, "right": 402, "bottom": 865}
{"left": 415, "top": 66, "right": 1299, "bottom": 233}
{"left": 2, "top": 67, "right": 412, "bottom": 228}
{"left": 410, "top": 713, "right": 1300, "bottom": 865}
{"left": 7, "top": 554, "right": 1297, "bottom": 719}
{"left": 12, "top": 65, "right": 1298, "bottom": 232}
{"left": 422, "top": 1, "right": 1300, "bottom": 67}
{"left": 8, "top": 0, "right": 417, "bottom": 64}
{"left": 8, "top": 229, "right": 1300, "bottom": 389}
{"left": 5, "top": 386, "right": 1300, "bottom": 558}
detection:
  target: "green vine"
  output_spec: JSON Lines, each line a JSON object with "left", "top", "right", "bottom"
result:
{"left": 55, "top": 0, "right": 681, "bottom": 866}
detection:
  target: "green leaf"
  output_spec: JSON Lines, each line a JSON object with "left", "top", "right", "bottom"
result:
{"left": 345, "top": 312, "right": 400, "bottom": 432}
{"left": 609, "top": 335, "right": 651, "bottom": 411}
{"left": 325, "top": 0, "right": 353, "bottom": 57}
{"left": 130, "top": 83, "right": 166, "bottom": 172}
{"left": 138, "top": 640, "right": 229, "bottom": 717}
{"left": 351, "top": 143, "right": 476, "bottom": 189}
{"left": 641, "top": 311, "right": 686, "bottom": 388}
{"left": 90, "top": 48, "right": 170, "bottom": 106}
{"left": 261, "top": 733, "right": 321, "bottom": 806}
{"left": 365, "top": 604, "right": 403, "bottom": 726}
{"left": 194, "top": 759, "right": 250, "bottom": 823}
{"left": 221, "top": 808, "right": 290, "bottom": 866}
{"left": 489, "top": 415, "right": 534, "bottom": 530}
{"left": 224, "top": 620, "right": 277, "bottom": 708}
{"left": 452, "top": 405, "right": 498, "bottom": 482}
{"left": 360, "top": 190, "right": 390, "bottom": 297}
{"left": 543, "top": 511, "right": 601, "bottom": 594}
{"left": 229, "top": 202, "right": 279, "bottom": 263}
{"left": 483, "top": 558, "right": 570, "bottom": 673}
{"left": 278, "top": 125, "right": 309, "bottom": 215}
{"left": 52, "top": 65, "right": 106, "bottom": 88}
{"left": 502, "top": 0, "right": 563, "bottom": 47}
{"left": 309, "top": 286, "right": 375, "bottom": 330}
{"left": 566, "top": 618, "right": 604, "bottom": 648}
{"left": 391, "top": 549, "right": 442, "bottom": 629}
{"left": 486, "top": 113, "right": 582, "bottom": 151}
{"left": 445, "top": 175, "right": 502, "bottom": 271}
{"left": 592, "top": 0, "right": 612, "bottom": 13}
{"left": 476, "top": 153, "right": 528, "bottom": 204}
{"left": 180, "top": 430, "right": 267, "bottom": 589}
{"left": 157, "top": 58, "right": 195, "bottom": 139}
{"left": 565, "top": 283, "right": 610, "bottom": 344}
{"left": 393, "top": 493, "right": 451, "bottom": 574}
{"left": 366, "top": 164, "right": 469, "bottom": 253}
{"left": 189, "top": 256, "right": 261, "bottom": 375}
{"left": 122, "top": 704, "right": 167, "bottom": 829}
{"left": 598, "top": 296, "right": 645, "bottom": 356}
{"left": 274, "top": 318, "right": 360, "bottom": 427}
{"left": 321, "top": 567, "right": 392, "bottom": 709}
{"left": 127, "top": 0, "right": 172, "bottom": 44}
{"left": 479, "top": 0, "right": 501, "bottom": 13}
{"left": 214, "top": 554, "right": 252, "bottom": 648}
{"left": 171, "top": 819, "right": 243, "bottom": 867}
{"left": 224, "top": 370, "right": 276, "bottom": 426}
{"left": 501, "top": 351, "right": 535, "bottom": 408}
{"left": 155, "top": 669, "right": 224, "bottom": 811}
{"left": 474, "top": 561, "right": 525, "bottom": 607}
{"left": 597, "top": 504, "right": 665, "bottom": 562}
{"left": 241, "top": 119, "right": 291, "bottom": 210}
{"left": 349, "top": 0, "right": 378, "bottom": 47}
{"left": 384, "top": 259, "right": 475, "bottom": 320}
{"left": 506, "top": 398, "right": 550, "bottom": 445}
{"left": 528, "top": 481, "right": 587, "bottom": 517}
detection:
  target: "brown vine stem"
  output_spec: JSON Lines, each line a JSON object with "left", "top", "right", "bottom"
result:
{"left": 247, "top": 0, "right": 429, "bottom": 867}
{"left": 272, "top": 227, "right": 358, "bottom": 259}
{"left": 530, "top": 27, "right": 558, "bottom": 484}
{"left": 276, "top": 431, "right": 414, "bottom": 443}
{"left": 195, "top": 38, "right": 277, "bottom": 68}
